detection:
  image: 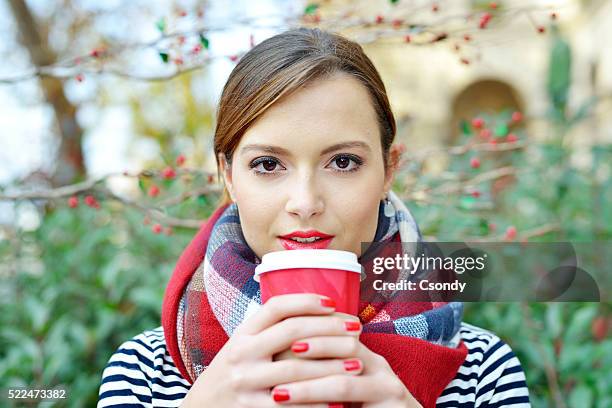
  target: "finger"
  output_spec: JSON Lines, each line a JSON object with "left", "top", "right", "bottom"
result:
{"left": 270, "top": 374, "right": 400, "bottom": 404}
{"left": 236, "top": 358, "right": 363, "bottom": 390}
{"left": 287, "top": 336, "right": 362, "bottom": 360}
{"left": 235, "top": 293, "right": 337, "bottom": 336}
{"left": 246, "top": 314, "right": 362, "bottom": 359}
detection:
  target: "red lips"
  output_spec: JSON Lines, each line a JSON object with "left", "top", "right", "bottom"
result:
{"left": 278, "top": 230, "right": 334, "bottom": 250}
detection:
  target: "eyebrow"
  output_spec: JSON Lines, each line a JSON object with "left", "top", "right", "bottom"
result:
{"left": 239, "top": 141, "right": 371, "bottom": 156}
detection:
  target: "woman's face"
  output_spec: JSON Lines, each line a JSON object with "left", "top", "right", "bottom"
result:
{"left": 219, "top": 72, "right": 398, "bottom": 260}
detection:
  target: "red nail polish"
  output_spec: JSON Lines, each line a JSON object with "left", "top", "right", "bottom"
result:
{"left": 320, "top": 297, "right": 336, "bottom": 308}
{"left": 345, "top": 321, "right": 361, "bottom": 331}
{"left": 291, "top": 342, "right": 309, "bottom": 353}
{"left": 344, "top": 359, "right": 362, "bottom": 371}
{"left": 272, "top": 388, "right": 290, "bottom": 402}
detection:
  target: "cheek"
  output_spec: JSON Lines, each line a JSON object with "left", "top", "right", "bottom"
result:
{"left": 328, "top": 172, "right": 384, "bottom": 241}
{"left": 232, "top": 175, "right": 280, "bottom": 254}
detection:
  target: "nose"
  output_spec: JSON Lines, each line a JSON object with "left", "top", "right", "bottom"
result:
{"left": 284, "top": 172, "right": 325, "bottom": 220}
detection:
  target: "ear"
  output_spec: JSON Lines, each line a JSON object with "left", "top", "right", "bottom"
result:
{"left": 382, "top": 144, "right": 402, "bottom": 199}
{"left": 218, "top": 153, "right": 236, "bottom": 202}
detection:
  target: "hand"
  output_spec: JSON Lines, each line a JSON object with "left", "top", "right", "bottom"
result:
{"left": 270, "top": 327, "right": 423, "bottom": 408}
{"left": 180, "top": 293, "right": 364, "bottom": 408}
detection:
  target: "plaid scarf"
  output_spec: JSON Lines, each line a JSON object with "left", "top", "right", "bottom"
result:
{"left": 162, "top": 191, "right": 468, "bottom": 408}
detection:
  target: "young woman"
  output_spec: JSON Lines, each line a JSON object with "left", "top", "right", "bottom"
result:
{"left": 98, "top": 28, "right": 531, "bottom": 408}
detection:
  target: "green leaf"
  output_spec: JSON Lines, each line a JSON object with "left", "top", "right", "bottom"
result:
{"left": 155, "top": 18, "right": 166, "bottom": 33}
{"left": 565, "top": 306, "right": 597, "bottom": 342}
{"left": 304, "top": 3, "right": 319, "bottom": 14}
{"left": 568, "top": 384, "right": 593, "bottom": 408}
{"left": 495, "top": 123, "right": 509, "bottom": 137}
{"left": 138, "top": 177, "right": 146, "bottom": 194}
{"left": 460, "top": 120, "right": 472, "bottom": 136}
{"left": 390, "top": 0, "right": 400, "bottom": 3}
{"left": 199, "top": 34, "right": 210, "bottom": 49}
{"left": 158, "top": 52, "right": 169, "bottom": 63}
{"left": 546, "top": 303, "right": 562, "bottom": 338}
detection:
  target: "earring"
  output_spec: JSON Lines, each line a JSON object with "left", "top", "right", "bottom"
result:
{"left": 383, "top": 195, "right": 395, "bottom": 217}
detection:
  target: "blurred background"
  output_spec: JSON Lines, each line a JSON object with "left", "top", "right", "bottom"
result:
{"left": 0, "top": 0, "right": 610, "bottom": 406}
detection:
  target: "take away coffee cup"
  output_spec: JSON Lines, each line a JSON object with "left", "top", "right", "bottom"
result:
{"left": 254, "top": 249, "right": 362, "bottom": 315}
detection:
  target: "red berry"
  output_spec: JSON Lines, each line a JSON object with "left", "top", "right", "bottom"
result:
{"left": 470, "top": 157, "right": 481, "bottom": 169}
{"left": 490, "top": 138, "right": 498, "bottom": 145}
{"left": 591, "top": 316, "right": 609, "bottom": 342}
{"left": 505, "top": 225, "right": 517, "bottom": 240}
{"left": 511, "top": 111, "right": 523, "bottom": 123}
{"left": 148, "top": 185, "right": 160, "bottom": 197}
{"left": 506, "top": 133, "right": 518, "bottom": 143}
{"left": 176, "top": 154, "right": 186, "bottom": 166}
{"left": 537, "top": 26, "right": 546, "bottom": 34}
{"left": 479, "top": 12, "right": 492, "bottom": 29}
{"left": 161, "top": 166, "right": 176, "bottom": 180}
{"left": 471, "top": 190, "right": 481, "bottom": 198}
{"left": 173, "top": 57, "right": 184, "bottom": 66}
{"left": 152, "top": 224, "right": 163, "bottom": 234}
{"left": 432, "top": 4, "right": 439, "bottom": 12}
{"left": 90, "top": 49, "right": 100, "bottom": 58}
{"left": 404, "top": 35, "right": 412, "bottom": 43}
{"left": 375, "top": 15, "right": 384, "bottom": 24}
{"left": 471, "top": 117, "right": 485, "bottom": 129}
{"left": 192, "top": 44, "right": 203, "bottom": 54}
{"left": 392, "top": 19, "right": 403, "bottom": 29}
{"left": 68, "top": 196, "right": 79, "bottom": 208}
{"left": 84, "top": 195, "right": 100, "bottom": 209}
{"left": 479, "top": 128, "right": 492, "bottom": 139}
{"left": 489, "top": 2, "right": 498, "bottom": 9}
{"left": 464, "top": 34, "right": 472, "bottom": 41}
{"left": 229, "top": 55, "right": 238, "bottom": 62}
{"left": 178, "top": 10, "right": 187, "bottom": 17}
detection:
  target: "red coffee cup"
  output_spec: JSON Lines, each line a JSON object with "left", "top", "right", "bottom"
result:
{"left": 254, "top": 249, "right": 362, "bottom": 315}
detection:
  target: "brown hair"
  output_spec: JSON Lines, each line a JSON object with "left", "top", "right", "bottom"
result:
{"left": 213, "top": 27, "right": 397, "bottom": 209}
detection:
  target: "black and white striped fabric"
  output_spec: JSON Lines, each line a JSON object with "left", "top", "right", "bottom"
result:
{"left": 97, "top": 322, "right": 531, "bottom": 407}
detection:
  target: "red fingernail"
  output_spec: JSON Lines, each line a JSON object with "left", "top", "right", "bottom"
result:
{"left": 328, "top": 403, "right": 344, "bottom": 408}
{"left": 320, "top": 297, "right": 336, "bottom": 308}
{"left": 291, "top": 342, "right": 309, "bottom": 353}
{"left": 272, "top": 388, "right": 290, "bottom": 402}
{"left": 344, "top": 358, "right": 362, "bottom": 371}
{"left": 345, "top": 321, "right": 361, "bottom": 331}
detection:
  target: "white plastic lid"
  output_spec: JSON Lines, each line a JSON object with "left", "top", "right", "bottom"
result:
{"left": 254, "top": 249, "right": 362, "bottom": 282}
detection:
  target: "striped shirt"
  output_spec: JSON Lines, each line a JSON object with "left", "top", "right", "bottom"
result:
{"left": 97, "top": 322, "right": 531, "bottom": 407}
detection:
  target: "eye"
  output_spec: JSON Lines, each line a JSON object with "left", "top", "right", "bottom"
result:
{"left": 249, "top": 157, "right": 285, "bottom": 175}
{"left": 328, "top": 154, "right": 363, "bottom": 173}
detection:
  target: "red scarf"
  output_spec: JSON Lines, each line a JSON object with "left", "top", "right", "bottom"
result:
{"left": 162, "top": 205, "right": 468, "bottom": 408}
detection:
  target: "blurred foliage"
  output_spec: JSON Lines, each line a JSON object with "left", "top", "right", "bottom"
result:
{"left": 0, "top": 192, "right": 219, "bottom": 407}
